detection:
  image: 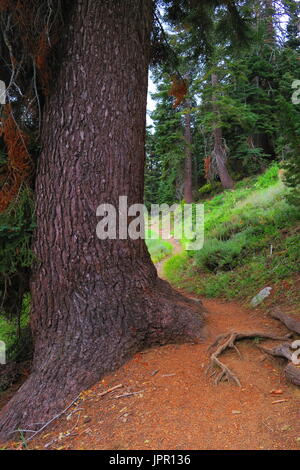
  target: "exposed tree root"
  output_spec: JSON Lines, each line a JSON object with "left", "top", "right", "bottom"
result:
{"left": 260, "top": 309, "right": 300, "bottom": 387}
{"left": 207, "top": 331, "right": 292, "bottom": 387}
{"left": 0, "top": 278, "right": 205, "bottom": 442}
{"left": 258, "top": 343, "right": 293, "bottom": 361}
{"left": 284, "top": 363, "right": 300, "bottom": 387}
{"left": 269, "top": 308, "right": 300, "bottom": 335}
{"left": 258, "top": 343, "right": 300, "bottom": 387}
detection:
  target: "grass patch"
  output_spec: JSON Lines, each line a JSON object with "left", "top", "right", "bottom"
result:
{"left": 164, "top": 164, "right": 300, "bottom": 304}
{"left": 163, "top": 253, "right": 188, "bottom": 283}
{"left": 145, "top": 229, "right": 173, "bottom": 263}
{"left": 0, "top": 292, "right": 31, "bottom": 361}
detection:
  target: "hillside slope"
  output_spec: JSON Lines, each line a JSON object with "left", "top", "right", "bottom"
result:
{"left": 164, "top": 165, "right": 300, "bottom": 310}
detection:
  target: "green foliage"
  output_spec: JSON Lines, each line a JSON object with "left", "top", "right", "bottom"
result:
{"left": 198, "top": 182, "right": 222, "bottom": 197}
{"left": 145, "top": 230, "right": 173, "bottom": 263}
{"left": 163, "top": 253, "right": 187, "bottom": 283}
{"left": 0, "top": 316, "right": 17, "bottom": 351}
{"left": 146, "top": 76, "right": 185, "bottom": 205}
{"left": 147, "top": 0, "right": 300, "bottom": 203}
{"left": 164, "top": 165, "right": 300, "bottom": 303}
{"left": 195, "top": 237, "right": 245, "bottom": 273}
{"left": 0, "top": 186, "right": 36, "bottom": 276}
{"left": 253, "top": 164, "right": 279, "bottom": 189}
{"left": 273, "top": 45, "right": 300, "bottom": 207}
{"left": 0, "top": 186, "right": 35, "bottom": 363}
{"left": 0, "top": 292, "right": 31, "bottom": 361}
{"left": 144, "top": 130, "right": 163, "bottom": 209}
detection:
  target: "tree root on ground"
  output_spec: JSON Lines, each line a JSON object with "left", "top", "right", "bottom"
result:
{"left": 262, "top": 309, "right": 300, "bottom": 386}
{"left": 258, "top": 343, "right": 300, "bottom": 387}
{"left": 269, "top": 308, "right": 300, "bottom": 335}
{"left": 207, "top": 331, "right": 292, "bottom": 387}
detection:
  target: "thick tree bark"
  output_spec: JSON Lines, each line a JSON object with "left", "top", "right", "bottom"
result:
{"left": 211, "top": 74, "right": 234, "bottom": 190}
{"left": 0, "top": 0, "right": 205, "bottom": 440}
{"left": 183, "top": 104, "right": 194, "bottom": 203}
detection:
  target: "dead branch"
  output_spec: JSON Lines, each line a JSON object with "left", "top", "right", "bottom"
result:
{"left": 208, "top": 331, "right": 291, "bottom": 353}
{"left": 258, "top": 343, "right": 300, "bottom": 387}
{"left": 258, "top": 343, "right": 293, "bottom": 361}
{"left": 284, "top": 363, "right": 300, "bottom": 387}
{"left": 98, "top": 383, "right": 123, "bottom": 397}
{"left": 8, "top": 393, "right": 80, "bottom": 443}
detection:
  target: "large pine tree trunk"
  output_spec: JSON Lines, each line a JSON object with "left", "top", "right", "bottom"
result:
{"left": 0, "top": 0, "right": 204, "bottom": 440}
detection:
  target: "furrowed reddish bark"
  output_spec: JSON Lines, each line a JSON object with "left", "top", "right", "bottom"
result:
{"left": 0, "top": 0, "right": 205, "bottom": 441}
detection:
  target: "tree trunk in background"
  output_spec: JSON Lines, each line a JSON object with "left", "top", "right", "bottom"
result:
{"left": 264, "top": 0, "right": 275, "bottom": 43}
{"left": 251, "top": 1, "right": 276, "bottom": 160}
{"left": 0, "top": 0, "right": 205, "bottom": 440}
{"left": 183, "top": 104, "right": 194, "bottom": 203}
{"left": 211, "top": 73, "right": 234, "bottom": 190}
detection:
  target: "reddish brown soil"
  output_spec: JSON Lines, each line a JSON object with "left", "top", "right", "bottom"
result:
{"left": 3, "top": 294, "right": 300, "bottom": 450}
{"left": 2, "top": 237, "right": 300, "bottom": 450}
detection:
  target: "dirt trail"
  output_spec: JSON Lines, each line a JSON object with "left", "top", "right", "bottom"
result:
{"left": 3, "top": 237, "right": 300, "bottom": 450}
{"left": 156, "top": 238, "right": 181, "bottom": 278}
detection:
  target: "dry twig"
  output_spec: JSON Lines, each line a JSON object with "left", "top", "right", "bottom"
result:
{"left": 98, "top": 383, "right": 123, "bottom": 397}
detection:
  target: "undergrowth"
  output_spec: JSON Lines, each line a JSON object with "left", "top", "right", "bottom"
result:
{"left": 146, "top": 229, "right": 173, "bottom": 263}
{"left": 164, "top": 165, "right": 300, "bottom": 305}
{"left": 0, "top": 185, "right": 35, "bottom": 365}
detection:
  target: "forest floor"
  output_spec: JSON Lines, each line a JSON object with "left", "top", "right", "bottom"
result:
{"left": 2, "top": 236, "right": 300, "bottom": 450}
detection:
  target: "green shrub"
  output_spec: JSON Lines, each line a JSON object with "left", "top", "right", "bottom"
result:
{"left": 198, "top": 182, "right": 222, "bottom": 197}
{"left": 195, "top": 238, "right": 245, "bottom": 272}
{"left": 145, "top": 230, "right": 173, "bottom": 263}
{"left": 0, "top": 186, "right": 36, "bottom": 277}
{"left": 164, "top": 164, "right": 300, "bottom": 303}
{"left": 0, "top": 292, "right": 31, "bottom": 362}
{"left": 254, "top": 164, "right": 279, "bottom": 189}
{"left": 163, "top": 254, "right": 188, "bottom": 283}
{"left": 0, "top": 186, "right": 35, "bottom": 364}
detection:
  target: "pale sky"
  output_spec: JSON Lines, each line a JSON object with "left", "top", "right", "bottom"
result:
{"left": 146, "top": 9, "right": 291, "bottom": 127}
{"left": 146, "top": 72, "right": 157, "bottom": 127}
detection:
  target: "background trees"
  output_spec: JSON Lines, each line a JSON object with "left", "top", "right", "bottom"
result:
{"left": 146, "top": 0, "right": 300, "bottom": 203}
{"left": 0, "top": 0, "right": 299, "bottom": 441}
